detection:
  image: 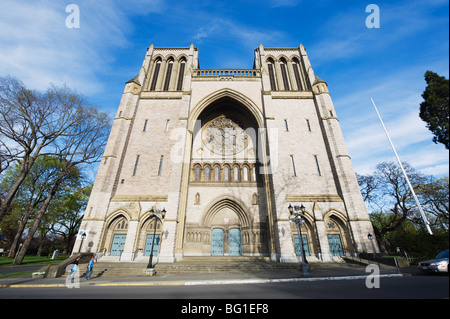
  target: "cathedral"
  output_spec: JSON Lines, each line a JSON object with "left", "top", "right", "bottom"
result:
{"left": 74, "top": 44, "right": 379, "bottom": 263}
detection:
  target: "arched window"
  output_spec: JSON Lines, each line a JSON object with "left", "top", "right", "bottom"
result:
{"left": 267, "top": 58, "right": 277, "bottom": 90}
{"left": 149, "top": 58, "right": 162, "bottom": 91}
{"left": 204, "top": 166, "right": 210, "bottom": 181}
{"left": 114, "top": 217, "right": 128, "bottom": 231}
{"left": 163, "top": 58, "right": 174, "bottom": 91}
{"left": 214, "top": 166, "right": 220, "bottom": 181}
{"left": 292, "top": 58, "right": 303, "bottom": 90}
{"left": 195, "top": 166, "right": 201, "bottom": 181}
{"left": 279, "top": 58, "right": 290, "bottom": 90}
{"left": 224, "top": 166, "right": 230, "bottom": 181}
{"left": 177, "top": 58, "right": 186, "bottom": 91}
{"left": 233, "top": 166, "right": 239, "bottom": 182}
{"left": 243, "top": 166, "right": 249, "bottom": 181}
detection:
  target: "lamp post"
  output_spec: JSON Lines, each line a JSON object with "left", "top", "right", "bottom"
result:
{"left": 368, "top": 233, "right": 375, "bottom": 258}
{"left": 289, "top": 204, "right": 309, "bottom": 276}
{"left": 147, "top": 208, "right": 166, "bottom": 269}
{"left": 78, "top": 231, "right": 86, "bottom": 253}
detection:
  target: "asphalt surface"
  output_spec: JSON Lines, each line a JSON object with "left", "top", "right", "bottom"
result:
{"left": 0, "top": 262, "right": 423, "bottom": 288}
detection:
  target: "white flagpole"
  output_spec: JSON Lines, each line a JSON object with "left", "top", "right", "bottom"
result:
{"left": 371, "top": 98, "right": 433, "bottom": 235}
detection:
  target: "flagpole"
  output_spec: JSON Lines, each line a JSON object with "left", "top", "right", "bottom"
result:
{"left": 371, "top": 98, "right": 433, "bottom": 235}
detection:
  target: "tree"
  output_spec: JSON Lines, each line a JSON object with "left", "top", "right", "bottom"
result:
{"left": 357, "top": 161, "right": 430, "bottom": 253}
{"left": 13, "top": 104, "right": 110, "bottom": 265}
{"left": 419, "top": 71, "right": 449, "bottom": 149}
{"left": 0, "top": 156, "right": 70, "bottom": 258}
{"left": 0, "top": 76, "right": 99, "bottom": 223}
{"left": 416, "top": 176, "right": 449, "bottom": 231}
{"left": 46, "top": 185, "right": 91, "bottom": 254}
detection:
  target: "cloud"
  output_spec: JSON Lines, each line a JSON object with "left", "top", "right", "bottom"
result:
{"left": 193, "top": 25, "right": 218, "bottom": 42}
{"left": 308, "top": 1, "right": 448, "bottom": 65}
{"left": 0, "top": 1, "right": 133, "bottom": 95}
{"left": 336, "top": 75, "right": 449, "bottom": 177}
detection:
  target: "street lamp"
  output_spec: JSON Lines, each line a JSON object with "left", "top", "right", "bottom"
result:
{"left": 147, "top": 208, "right": 166, "bottom": 269}
{"left": 289, "top": 204, "right": 309, "bottom": 276}
{"left": 78, "top": 231, "right": 86, "bottom": 253}
{"left": 367, "top": 233, "right": 375, "bottom": 257}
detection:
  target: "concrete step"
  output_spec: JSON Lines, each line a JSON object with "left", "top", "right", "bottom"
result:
{"left": 72, "top": 259, "right": 303, "bottom": 277}
{"left": 181, "top": 256, "right": 272, "bottom": 262}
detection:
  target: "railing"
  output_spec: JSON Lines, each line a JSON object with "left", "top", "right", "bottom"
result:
{"left": 193, "top": 69, "right": 260, "bottom": 77}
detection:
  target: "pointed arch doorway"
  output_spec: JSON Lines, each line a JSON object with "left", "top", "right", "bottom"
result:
{"left": 201, "top": 197, "right": 251, "bottom": 257}
{"left": 211, "top": 227, "right": 242, "bottom": 256}
{"left": 211, "top": 228, "right": 225, "bottom": 256}
{"left": 209, "top": 207, "right": 242, "bottom": 256}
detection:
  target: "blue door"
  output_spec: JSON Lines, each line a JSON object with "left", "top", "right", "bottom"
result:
{"left": 328, "top": 234, "right": 344, "bottom": 256}
{"left": 144, "top": 234, "right": 161, "bottom": 256}
{"left": 293, "top": 234, "right": 310, "bottom": 256}
{"left": 211, "top": 228, "right": 224, "bottom": 256}
{"left": 228, "top": 229, "right": 241, "bottom": 256}
{"left": 110, "top": 234, "right": 126, "bottom": 256}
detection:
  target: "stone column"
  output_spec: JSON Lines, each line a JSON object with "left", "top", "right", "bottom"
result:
{"left": 120, "top": 220, "right": 139, "bottom": 261}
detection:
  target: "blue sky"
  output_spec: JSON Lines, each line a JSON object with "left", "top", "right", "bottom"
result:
{"left": 0, "top": 0, "right": 448, "bottom": 178}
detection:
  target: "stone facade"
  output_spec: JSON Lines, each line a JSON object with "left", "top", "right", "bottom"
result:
{"left": 74, "top": 44, "right": 379, "bottom": 263}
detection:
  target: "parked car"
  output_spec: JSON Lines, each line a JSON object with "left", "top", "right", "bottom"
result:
{"left": 418, "top": 249, "right": 449, "bottom": 273}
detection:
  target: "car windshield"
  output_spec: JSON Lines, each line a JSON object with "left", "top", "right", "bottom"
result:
{"left": 435, "top": 250, "right": 449, "bottom": 259}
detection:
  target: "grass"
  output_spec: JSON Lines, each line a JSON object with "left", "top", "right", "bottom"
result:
{"left": 0, "top": 270, "right": 37, "bottom": 278}
{"left": 0, "top": 255, "right": 68, "bottom": 278}
{"left": 0, "top": 255, "right": 68, "bottom": 267}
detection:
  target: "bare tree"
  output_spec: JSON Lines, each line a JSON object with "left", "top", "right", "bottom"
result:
{"left": 357, "top": 161, "right": 431, "bottom": 253}
{"left": 0, "top": 76, "right": 98, "bottom": 223}
{"left": 13, "top": 105, "right": 110, "bottom": 264}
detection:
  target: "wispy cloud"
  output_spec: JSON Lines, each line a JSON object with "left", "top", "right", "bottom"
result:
{"left": 193, "top": 25, "right": 218, "bottom": 42}
{"left": 336, "top": 71, "right": 449, "bottom": 177}
{"left": 308, "top": 1, "right": 448, "bottom": 65}
{"left": 0, "top": 0, "right": 145, "bottom": 95}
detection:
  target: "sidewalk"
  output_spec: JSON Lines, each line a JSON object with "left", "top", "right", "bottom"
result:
{"left": 0, "top": 262, "right": 419, "bottom": 288}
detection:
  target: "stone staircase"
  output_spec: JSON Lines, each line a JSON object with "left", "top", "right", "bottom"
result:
{"left": 75, "top": 257, "right": 303, "bottom": 278}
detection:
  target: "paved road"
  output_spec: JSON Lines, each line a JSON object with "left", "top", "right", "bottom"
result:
{"left": 1, "top": 274, "right": 447, "bottom": 300}
{"left": 0, "top": 264, "right": 43, "bottom": 275}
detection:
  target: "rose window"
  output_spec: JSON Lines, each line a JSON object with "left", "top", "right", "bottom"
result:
{"left": 202, "top": 116, "right": 248, "bottom": 155}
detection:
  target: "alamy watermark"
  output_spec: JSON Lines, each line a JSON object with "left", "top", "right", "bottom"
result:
{"left": 366, "top": 4, "right": 380, "bottom": 29}
{"left": 65, "top": 4, "right": 80, "bottom": 29}
{"left": 365, "top": 264, "right": 380, "bottom": 289}
{"left": 65, "top": 263, "right": 80, "bottom": 288}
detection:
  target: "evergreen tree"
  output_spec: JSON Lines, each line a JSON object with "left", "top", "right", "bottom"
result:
{"left": 419, "top": 71, "right": 449, "bottom": 149}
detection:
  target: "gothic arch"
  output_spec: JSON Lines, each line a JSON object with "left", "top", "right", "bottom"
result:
{"left": 200, "top": 195, "right": 252, "bottom": 228}
{"left": 176, "top": 55, "right": 188, "bottom": 62}
{"left": 188, "top": 88, "right": 264, "bottom": 132}
{"left": 323, "top": 209, "right": 355, "bottom": 255}
{"left": 100, "top": 210, "right": 131, "bottom": 255}
{"left": 104, "top": 209, "right": 132, "bottom": 227}
{"left": 322, "top": 209, "right": 348, "bottom": 226}
{"left": 289, "top": 209, "right": 317, "bottom": 253}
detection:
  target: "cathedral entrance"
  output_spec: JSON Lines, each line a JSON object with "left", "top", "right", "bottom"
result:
{"left": 293, "top": 234, "right": 310, "bottom": 256}
{"left": 110, "top": 234, "right": 126, "bottom": 256}
{"left": 328, "top": 234, "right": 344, "bottom": 256}
{"left": 210, "top": 228, "right": 242, "bottom": 256}
{"left": 211, "top": 228, "right": 225, "bottom": 256}
{"left": 181, "top": 95, "right": 269, "bottom": 258}
{"left": 228, "top": 228, "right": 241, "bottom": 256}
{"left": 144, "top": 234, "right": 161, "bottom": 256}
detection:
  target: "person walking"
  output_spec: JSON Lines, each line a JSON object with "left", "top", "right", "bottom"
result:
{"left": 68, "top": 256, "right": 81, "bottom": 282}
{"left": 85, "top": 256, "right": 95, "bottom": 280}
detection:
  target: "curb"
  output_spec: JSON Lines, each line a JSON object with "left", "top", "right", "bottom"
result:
{"left": 0, "top": 273, "right": 404, "bottom": 288}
